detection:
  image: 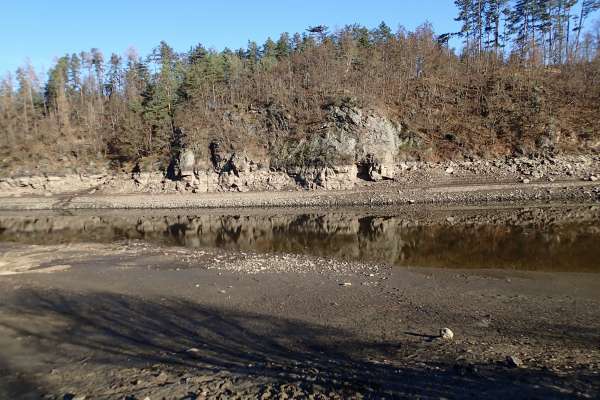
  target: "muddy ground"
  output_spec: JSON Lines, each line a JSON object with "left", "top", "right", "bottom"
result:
{"left": 0, "top": 236, "right": 599, "bottom": 399}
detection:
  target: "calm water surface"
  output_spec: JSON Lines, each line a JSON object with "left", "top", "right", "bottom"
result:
{"left": 1, "top": 206, "right": 599, "bottom": 272}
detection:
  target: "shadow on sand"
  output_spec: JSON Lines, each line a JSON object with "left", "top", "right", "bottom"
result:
{"left": 0, "top": 289, "right": 596, "bottom": 399}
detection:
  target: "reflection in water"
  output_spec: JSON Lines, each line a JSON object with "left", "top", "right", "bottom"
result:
{"left": 0, "top": 209, "right": 599, "bottom": 272}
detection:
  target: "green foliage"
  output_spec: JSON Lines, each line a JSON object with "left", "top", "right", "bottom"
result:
{"left": 141, "top": 41, "right": 181, "bottom": 155}
{"left": 45, "top": 56, "right": 69, "bottom": 106}
{"left": 275, "top": 33, "right": 291, "bottom": 59}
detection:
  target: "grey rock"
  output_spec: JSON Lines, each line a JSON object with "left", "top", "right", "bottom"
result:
{"left": 536, "top": 135, "right": 554, "bottom": 150}
{"left": 179, "top": 149, "right": 195, "bottom": 174}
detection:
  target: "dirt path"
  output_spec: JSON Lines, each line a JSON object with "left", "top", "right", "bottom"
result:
{"left": 0, "top": 179, "right": 599, "bottom": 210}
{"left": 0, "top": 242, "right": 599, "bottom": 399}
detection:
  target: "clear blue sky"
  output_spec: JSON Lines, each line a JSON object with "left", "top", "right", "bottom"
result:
{"left": 0, "top": 0, "right": 460, "bottom": 75}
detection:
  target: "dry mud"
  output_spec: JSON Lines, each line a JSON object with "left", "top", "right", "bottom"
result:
{"left": 0, "top": 231, "right": 599, "bottom": 399}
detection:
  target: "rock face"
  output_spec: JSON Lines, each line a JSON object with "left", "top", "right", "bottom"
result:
{"left": 316, "top": 103, "right": 420, "bottom": 181}
{"left": 291, "top": 165, "right": 358, "bottom": 190}
{"left": 1, "top": 99, "right": 599, "bottom": 197}
{"left": 1, "top": 153, "right": 599, "bottom": 197}
{"left": 179, "top": 149, "right": 195, "bottom": 176}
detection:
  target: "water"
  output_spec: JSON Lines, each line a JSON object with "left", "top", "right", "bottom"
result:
{"left": 1, "top": 206, "right": 599, "bottom": 272}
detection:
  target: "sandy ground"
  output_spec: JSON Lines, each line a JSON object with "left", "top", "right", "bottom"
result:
{"left": 0, "top": 240, "right": 599, "bottom": 399}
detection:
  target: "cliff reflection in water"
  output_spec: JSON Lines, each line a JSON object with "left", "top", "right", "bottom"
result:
{"left": 1, "top": 209, "right": 599, "bottom": 272}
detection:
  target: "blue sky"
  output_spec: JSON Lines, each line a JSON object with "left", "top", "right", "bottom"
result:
{"left": 1, "top": 0, "right": 460, "bottom": 75}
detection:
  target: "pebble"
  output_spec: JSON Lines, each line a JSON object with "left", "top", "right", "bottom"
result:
{"left": 506, "top": 355, "right": 523, "bottom": 368}
{"left": 440, "top": 328, "right": 454, "bottom": 340}
{"left": 186, "top": 348, "right": 201, "bottom": 353}
{"left": 340, "top": 282, "right": 352, "bottom": 287}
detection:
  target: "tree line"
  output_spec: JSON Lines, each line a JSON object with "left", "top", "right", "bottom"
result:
{"left": 1, "top": 1, "right": 600, "bottom": 173}
{"left": 452, "top": 0, "right": 600, "bottom": 63}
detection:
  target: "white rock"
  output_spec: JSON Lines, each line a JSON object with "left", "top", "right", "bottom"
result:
{"left": 506, "top": 355, "right": 523, "bottom": 368}
{"left": 440, "top": 328, "right": 454, "bottom": 340}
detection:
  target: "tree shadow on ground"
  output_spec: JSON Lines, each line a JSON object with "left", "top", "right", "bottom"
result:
{"left": 0, "top": 358, "right": 47, "bottom": 400}
{"left": 0, "top": 288, "right": 597, "bottom": 399}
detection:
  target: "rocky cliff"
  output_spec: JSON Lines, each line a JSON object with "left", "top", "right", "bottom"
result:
{"left": 1, "top": 103, "right": 599, "bottom": 197}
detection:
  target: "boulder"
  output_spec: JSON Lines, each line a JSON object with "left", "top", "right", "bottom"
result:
{"left": 179, "top": 149, "right": 195, "bottom": 175}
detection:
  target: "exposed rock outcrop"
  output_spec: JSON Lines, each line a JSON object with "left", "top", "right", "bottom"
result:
{"left": 308, "top": 102, "right": 422, "bottom": 181}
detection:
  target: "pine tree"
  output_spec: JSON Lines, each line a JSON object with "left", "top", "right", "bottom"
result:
{"left": 261, "top": 38, "right": 278, "bottom": 71}
{"left": 143, "top": 41, "right": 180, "bottom": 155}
{"left": 575, "top": 0, "right": 600, "bottom": 58}
{"left": 245, "top": 41, "right": 261, "bottom": 70}
{"left": 106, "top": 54, "right": 122, "bottom": 98}
{"left": 371, "top": 21, "right": 394, "bottom": 44}
{"left": 275, "top": 32, "right": 291, "bottom": 59}
{"left": 307, "top": 25, "right": 329, "bottom": 43}
{"left": 69, "top": 54, "right": 82, "bottom": 94}
{"left": 455, "top": 0, "right": 471, "bottom": 47}
{"left": 91, "top": 48, "right": 105, "bottom": 96}
{"left": 45, "top": 56, "right": 71, "bottom": 132}
{"left": 484, "top": 0, "right": 510, "bottom": 55}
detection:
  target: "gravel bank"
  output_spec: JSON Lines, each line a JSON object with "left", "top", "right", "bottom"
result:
{"left": 0, "top": 179, "right": 599, "bottom": 210}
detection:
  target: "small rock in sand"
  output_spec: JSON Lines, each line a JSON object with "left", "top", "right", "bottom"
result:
{"left": 440, "top": 328, "right": 454, "bottom": 340}
{"left": 186, "top": 348, "right": 201, "bottom": 353}
{"left": 340, "top": 282, "right": 352, "bottom": 287}
{"left": 506, "top": 355, "right": 523, "bottom": 368}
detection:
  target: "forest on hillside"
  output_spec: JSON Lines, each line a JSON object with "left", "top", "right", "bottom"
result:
{"left": 1, "top": 0, "right": 600, "bottom": 174}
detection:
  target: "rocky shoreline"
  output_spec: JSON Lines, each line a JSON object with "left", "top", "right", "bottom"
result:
{"left": 0, "top": 179, "right": 599, "bottom": 211}
{"left": 0, "top": 154, "right": 599, "bottom": 211}
{"left": 2, "top": 154, "right": 599, "bottom": 197}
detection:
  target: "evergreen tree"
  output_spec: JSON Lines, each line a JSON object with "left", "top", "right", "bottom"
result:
{"left": 69, "top": 53, "right": 82, "bottom": 93}
{"left": 291, "top": 33, "right": 303, "bottom": 52}
{"left": 261, "top": 38, "right": 278, "bottom": 70}
{"left": 275, "top": 32, "right": 291, "bottom": 59}
{"left": 245, "top": 41, "right": 261, "bottom": 70}
{"left": 91, "top": 48, "right": 105, "bottom": 96}
{"left": 371, "top": 21, "right": 394, "bottom": 44}
{"left": 307, "top": 25, "right": 329, "bottom": 43}
{"left": 106, "top": 54, "right": 122, "bottom": 98}
{"left": 143, "top": 41, "right": 180, "bottom": 154}
{"left": 575, "top": 0, "right": 600, "bottom": 57}
{"left": 45, "top": 56, "right": 71, "bottom": 132}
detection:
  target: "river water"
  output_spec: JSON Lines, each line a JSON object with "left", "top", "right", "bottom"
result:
{"left": 1, "top": 205, "right": 599, "bottom": 272}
